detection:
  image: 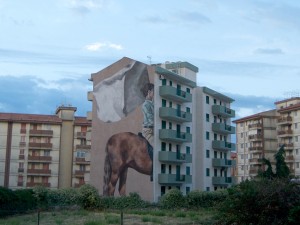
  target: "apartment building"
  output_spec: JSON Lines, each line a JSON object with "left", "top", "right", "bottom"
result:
{"left": 234, "top": 97, "right": 300, "bottom": 182}
{"left": 0, "top": 106, "right": 91, "bottom": 189}
{"left": 275, "top": 97, "right": 300, "bottom": 176}
{"left": 89, "top": 57, "right": 236, "bottom": 202}
{"left": 233, "top": 110, "right": 277, "bottom": 182}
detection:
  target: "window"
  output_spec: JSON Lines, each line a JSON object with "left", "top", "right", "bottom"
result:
{"left": 294, "top": 111, "right": 298, "bottom": 116}
{"left": 214, "top": 151, "right": 217, "bottom": 158}
{"left": 186, "top": 88, "right": 190, "bottom": 93}
{"left": 214, "top": 133, "right": 217, "bottom": 140}
{"left": 206, "top": 168, "right": 210, "bottom": 176}
{"left": 186, "top": 187, "right": 190, "bottom": 194}
{"left": 44, "top": 150, "right": 50, "bottom": 156}
{"left": 186, "top": 146, "right": 190, "bottom": 154}
{"left": 241, "top": 143, "right": 244, "bottom": 148}
{"left": 296, "top": 149, "right": 299, "bottom": 155}
{"left": 169, "top": 80, "right": 173, "bottom": 86}
{"left": 241, "top": 154, "right": 244, "bottom": 159}
{"left": 214, "top": 99, "right": 217, "bottom": 104}
{"left": 20, "top": 136, "right": 25, "bottom": 142}
{"left": 296, "top": 162, "right": 300, "bottom": 169}
{"left": 186, "top": 107, "right": 190, "bottom": 113}
{"left": 20, "top": 149, "right": 24, "bottom": 155}
{"left": 206, "top": 187, "right": 210, "bottom": 191}
{"left": 162, "top": 79, "right": 166, "bottom": 86}
{"left": 168, "top": 143, "right": 172, "bottom": 151}
{"left": 206, "top": 149, "right": 210, "bottom": 158}
{"left": 161, "top": 186, "right": 166, "bottom": 196}
{"left": 162, "top": 120, "right": 166, "bottom": 129}
{"left": 79, "top": 165, "right": 86, "bottom": 171}
{"left": 296, "top": 136, "right": 299, "bottom": 142}
{"left": 206, "top": 113, "right": 209, "bottom": 122}
{"left": 161, "top": 164, "right": 166, "bottom": 173}
{"left": 169, "top": 122, "right": 172, "bottom": 129}
{"left": 206, "top": 132, "right": 210, "bottom": 140}
{"left": 76, "top": 151, "right": 86, "bottom": 158}
{"left": 161, "top": 142, "right": 166, "bottom": 151}
{"left": 169, "top": 101, "right": 172, "bottom": 108}
{"left": 168, "top": 165, "right": 172, "bottom": 174}
{"left": 240, "top": 123, "right": 244, "bottom": 127}
{"left": 214, "top": 169, "right": 217, "bottom": 177}
{"left": 241, "top": 133, "right": 244, "bottom": 138}
{"left": 186, "top": 166, "right": 190, "bottom": 175}
{"left": 186, "top": 127, "right": 190, "bottom": 133}
{"left": 206, "top": 96, "right": 210, "bottom": 104}
{"left": 19, "top": 162, "right": 24, "bottom": 169}
{"left": 162, "top": 99, "right": 166, "bottom": 107}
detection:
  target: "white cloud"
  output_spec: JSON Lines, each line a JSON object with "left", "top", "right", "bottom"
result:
{"left": 84, "top": 42, "right": 123, "bottom": 51}
{"left": 68, "top": 0, "right": 104, "bottom": 10}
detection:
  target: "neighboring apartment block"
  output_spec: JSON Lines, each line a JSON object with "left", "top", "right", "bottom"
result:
{"left": 234, "top": 97, "right": 300, "bottom": 182}
{"left": 0, "top": 106, "right": 91, "bottom": 189}
{"left": 89, "top": 57, "right": 235, "bottom": 202}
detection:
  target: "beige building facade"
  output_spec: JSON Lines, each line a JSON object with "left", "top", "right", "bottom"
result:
{"left": 89, "top": 57, "right": 236, "bottom": 202}
{"left": 234, "top": 97, "right": 300, "bottom": 182}
{"left": 0, "top": 106, "right": 91, "bottom": 189}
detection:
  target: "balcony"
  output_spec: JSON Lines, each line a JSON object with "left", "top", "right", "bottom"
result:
{"left": 28, "top": 156, "right": 52, "bottom": 162}
{"left": 75, "top": 144, "right": 91, "bottom": 150}
{"left": 17, "top": 182, "right": 23, "bottom": 186}
{"left": 277, "top": 129, "right": 293, "bottom": 137}
{"left": 20, "top": 129, "right": 26, "bottom": 134}
{"left": 278, "top": 143, "right": 294, "bottom": 149}
{"left": 212, "top": 123, "right": 235, "bottom": 135}
{"left": 29, "top": 142, "right": 52, "bottom": 149}
{"left": 277, "top": 116, "right": 292, "bottom": 124}
{"left": 158, "top": 174, "right": 192, "bottom": 185}
{"left": 29, "top": 129, "right": 53, "bottom": 137}
{"left": 159, "top": 151, "right": 192, "bottom": 164}
{"left": 249, "top": 146, "right": 263, "bottom": 152}
{"left": 19, "top": 142, "right": 26, "bottom": 147}
{"left": 159, "top": 107, "right": 192, "bottom": 123}
{"left": 76, "top": 132, "right": 87, "bottom": 139}
{"left": 159, "top": 129, "right": 192, "bottom": 143}
{"left": 285, "top": 155, "right": 294, "bottom": 162}
{"left": 159, "top": 86, "right": 192, "bottom": 103}
{"left": 249, "top": 158, "right": 263, "bottom": 164}
{"left": 75, "top": 157, "right": 90, "bottom": 164}
{"left": 249, "top": 167, "right": 260, "bottom": 174}
{"left": 212, "top": 158, "right": 235, "bottom": 167}
{"left": 212, "top": 140, "right": 236, "bottom": 151}
{"left": 212, "top": 105, "right": 235, "bottom": 118}
{"left": 212, "top": 177, "right": 233, "bottom": 186}
{"left": 26, "top": 182, "right": 51, "bottom": 187}
{"left": 249, "top": 134, "right": 263, "bottom": 141}
{"left": 19, "top": 155, "right": 25, "bottom": 160}
{"left": 75, "top": 170, "right": 89, "bottom": 177}
{"left": 27, "top": 169, "right": 51, "bottom": 176}
{"left": 18, "top": 168, "right": 24, "bottom": 173}
{"left": 248, "top": 123, "right": 262, "bottom": 130}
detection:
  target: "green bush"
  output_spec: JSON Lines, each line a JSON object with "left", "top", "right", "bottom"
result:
{"left": 219, "top": 178, "right": 300, "bottom": 225}
{"left": 186, "top": 189, "right": 227, "bottom": 209}
{"left": 158, "top": 188, "right": 185, "bottom": 209}
{"left": 78, "top": 184, "right": 100, "bottom": 209}
{"left": 101, "top": 192, "right": 150, "bottom": 210}
{"left": 48, "top": 188, "right": 80, "bottom": 207}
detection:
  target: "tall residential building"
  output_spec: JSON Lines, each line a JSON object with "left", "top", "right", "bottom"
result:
{"left": 233, "top": 110, "right": 277, "bottom": 182}
{"left": 89, "top": 57, "right": 235, "bottom": 202}
{"left": 275, "top": 97, "right": 300, "bottom": 175}
{"left": 0, "top": 106, "right": 91, "bottom": 189}
{"left": 234, "top": 97, "right": 300, "bottom": 181}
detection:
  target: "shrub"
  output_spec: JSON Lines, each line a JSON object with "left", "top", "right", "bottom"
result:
{"left": 47, "top": 188, "right": 80, "bottom": 207}
{"left": 186, "top": 189, "right": 227, "bottom": 209}
{"left": 78, "top": 184, "right": 100, "bottom": 209}
{"left": 219, "top": 178, "right": 300, "bottom": 225}
{"left": 33, "top": 185, "right": 49, "bottom": 209}
{"left": 158, "top": 188, "right": 185, "bottom": 209}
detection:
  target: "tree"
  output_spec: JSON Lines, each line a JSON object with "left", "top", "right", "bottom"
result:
{"left": 258, "top": 145, "right": 290, "bottom": 179}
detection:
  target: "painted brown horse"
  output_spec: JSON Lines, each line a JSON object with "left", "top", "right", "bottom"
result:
{"left": 103, "top": 132, "right": 153, "bottom": 196}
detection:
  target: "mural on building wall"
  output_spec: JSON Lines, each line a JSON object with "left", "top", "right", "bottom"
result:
{"left": 93, "top": 60, "right": 154, "bottom": 196}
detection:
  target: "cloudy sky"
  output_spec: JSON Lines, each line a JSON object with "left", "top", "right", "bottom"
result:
{"left": 0, "top": 0, "right": 300, "bottom": 118}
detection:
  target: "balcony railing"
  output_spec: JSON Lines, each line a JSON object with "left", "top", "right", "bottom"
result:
{"left": 26, "top": 182, "right": 51, "bottom": 187}
{"left": 159, "top": 107, "right": 192, "bottom": 123}
{"left": 278, "top": 143, "right": 294, "bottom": 149}
{"left": 277, "top": 116, "right": 292, "bottom": 124}
{"left": 29, "top": 142, "right": 53, "bottom": 149}
{"left": 159, "top": 129, "right": 192, "bottom": 143}
{"left": 212, "top": 177, "right": 233, "bottom": 186}
{"left": 277, "top": 130, "right": 293, "bottom": 136}
{"left": 212, "top": 158, "right": 235, "bottom": 167}
{"left": 248, "top": 123, "right": 262, "bottom": 129}
{"left": 159, "top": 86, "right": 192, "bottom": 103}
{"left": 158, "top": 174, "right": 192, "bottom": 185}
{"left": 249, "top": 134, "right": 263, "bottom": 141}
{"left": 285, "top": 155, "right": 294, "bottom": 161}
{"left": 75, "top": 170, "right": 89, "bottom": 177}
{"left": 29, "top": 129, "right": 53, "bottom": 137}
{"left": 249, "top": 158, "right": 263, "bottom": 164}
{"left": 212, "top": 140, "right": 236, "bottom": 151}
{"left": 249, "top": 146, "right": 263, "bottom": 151}
{"left": 212, "top": 105, "right": 235, "bottom": 118}
{"left": 27, "top": 169, "right": 51, "bottom": 175}
{"left": 212, "top": 123, "right": 235, "bottom": 135}
{"left": 75, "top": 157, "right": 90, "bottom": 164}
{"left": 28, "top": 156, "right": 52, "bottom": 162}
{"left": 76, "top": 132, "right": 87, "bottom": 139}
{"left": 75, "top": 144, "right": 91, "bottom": 150}
{"left": 159, "top": 151, "right": 192, "bottom": 164}
{"left": 249, "top": 167, "right": 260, "bottom": 174}
{"left": 19, "top": 155, "right": 25, "bottom": 160}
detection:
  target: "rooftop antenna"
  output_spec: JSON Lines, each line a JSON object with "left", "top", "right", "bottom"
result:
{"left": 147, "top": 56, "right": 152, "bottom": 65}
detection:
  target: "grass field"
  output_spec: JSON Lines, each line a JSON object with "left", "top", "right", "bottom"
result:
{"left": 0, "top": 208, "right": 218, "bottom": 225}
